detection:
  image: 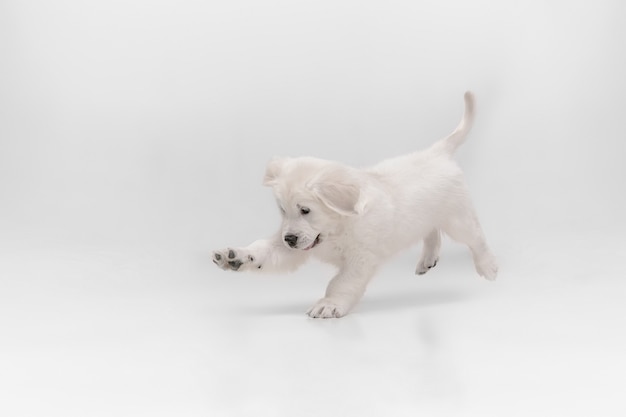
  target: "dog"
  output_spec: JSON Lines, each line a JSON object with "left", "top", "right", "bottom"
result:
{"left": 212, "top": 91, "right": 497, "bottom": 318}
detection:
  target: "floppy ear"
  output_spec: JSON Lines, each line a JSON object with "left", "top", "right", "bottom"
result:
{"left": 308, "top": 166, "right": 364, "bottom": 216}
{"left": 263, "top": 157, "right": 287, "bottom": 186}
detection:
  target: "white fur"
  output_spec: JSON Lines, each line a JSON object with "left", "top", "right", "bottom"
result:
{"left": 213, "top": 92, "right": 497, "bottom": 318}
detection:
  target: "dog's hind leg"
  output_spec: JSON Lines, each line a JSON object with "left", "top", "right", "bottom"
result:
{"left": 416, "top": 229, "right": 441, "bottom": 275}
{"left": 443, "top": 210, "right": 498, "bottom": 280}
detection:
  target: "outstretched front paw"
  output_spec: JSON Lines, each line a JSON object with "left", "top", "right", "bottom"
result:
{"left": 212, "top": 248, "right": 260, "bottom": 271}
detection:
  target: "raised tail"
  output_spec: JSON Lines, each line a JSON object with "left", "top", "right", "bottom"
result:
{"left": 433, "top": 91, "right": 475, "bottom": 155}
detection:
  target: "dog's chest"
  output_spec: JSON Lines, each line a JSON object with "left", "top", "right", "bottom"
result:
{"left": 312, "top": 240, "right": 343, "bottom": 267}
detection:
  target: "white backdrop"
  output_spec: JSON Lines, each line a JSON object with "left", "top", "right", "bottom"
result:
{"left": 1, "top": 1, "right": 625, "bottom": 416}
{"left": 2, "top": 0, "right": 624, "bottom": 247}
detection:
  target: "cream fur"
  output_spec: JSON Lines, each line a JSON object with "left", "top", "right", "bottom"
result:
{"left": 213, "top": 92, "right": 497, "bottom": 318}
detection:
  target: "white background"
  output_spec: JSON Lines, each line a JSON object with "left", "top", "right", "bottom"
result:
{"left": 1, "top": 1, "right": 625, "bottom": 416}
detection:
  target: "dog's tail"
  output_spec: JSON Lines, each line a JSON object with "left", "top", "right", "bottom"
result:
{"left": 432, "top": 91, "right": 475, "bottom": 155}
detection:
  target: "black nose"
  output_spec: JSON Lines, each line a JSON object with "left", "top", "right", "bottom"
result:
{"left": 284, "top": 234, "right": 298, "bottom": 248}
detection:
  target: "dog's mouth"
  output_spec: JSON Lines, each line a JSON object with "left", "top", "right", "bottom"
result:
{"left": 303, "top": 234, "right": 321, "bottom": 251}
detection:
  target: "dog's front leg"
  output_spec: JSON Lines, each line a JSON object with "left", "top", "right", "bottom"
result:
{"left": 307, "top": 255, "right": 378, "bottom": 319}
{"left": 213, "top": 233, "right": 309, "bottom": 273}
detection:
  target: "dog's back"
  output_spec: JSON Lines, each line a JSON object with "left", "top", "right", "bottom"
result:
{"left": 360, "top": 92, "right": 477, "bottom": 255}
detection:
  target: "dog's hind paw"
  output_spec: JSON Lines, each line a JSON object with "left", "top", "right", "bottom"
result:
{"left": 416, "top": 257, "right": 439, "bottom": 275}
{"left": 212, "top": 248, "right": 258, "bottom": 271}
{"left": 475, "top": 254, "right": 498, "bottom": 281}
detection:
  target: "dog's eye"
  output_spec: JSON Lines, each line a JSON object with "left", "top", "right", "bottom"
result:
{"left": 300, "top": 207, "right": 310, "bottom": 215}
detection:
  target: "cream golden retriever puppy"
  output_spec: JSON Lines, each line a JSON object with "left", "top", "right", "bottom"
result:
{"left": 213, "top": 92, "right": 497, "bottom": 318}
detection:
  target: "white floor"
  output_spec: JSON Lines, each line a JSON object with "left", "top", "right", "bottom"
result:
{"left": 2, "top": 230, "right": 624, "bottom": 417}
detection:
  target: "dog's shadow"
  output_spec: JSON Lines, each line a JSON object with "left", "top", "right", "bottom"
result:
{"left": 238, "top": 302, "right": 311, "bottom": 317}
{"left": 238, "top": 288, "right": 470, "bottom": 317}
{"left": 357, "top": 288, "right": 470, "bottom": 314}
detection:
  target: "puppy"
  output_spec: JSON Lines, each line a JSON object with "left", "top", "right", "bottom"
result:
{"left": 213, "top": 91, "right": 497, "bottom": 318}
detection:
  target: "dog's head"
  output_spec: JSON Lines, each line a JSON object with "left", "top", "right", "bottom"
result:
{"left": 263, "top": 157, "right": 367, "bottom": 250}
